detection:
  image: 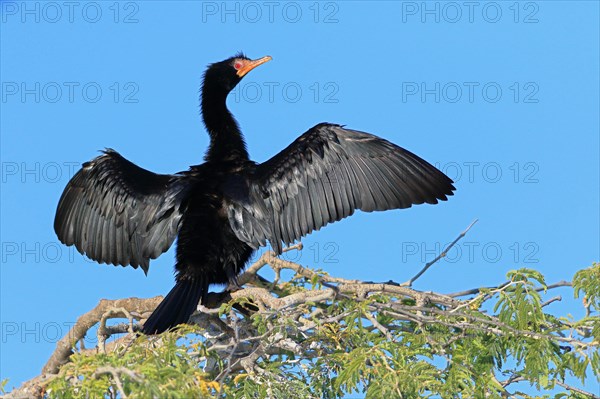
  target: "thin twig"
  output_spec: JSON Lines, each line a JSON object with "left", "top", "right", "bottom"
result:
{"left": 401, "top": 219, "right": 478, "bottom": 287}
{"left": 501, "top": 373, "right": 600, "bottom": 399}
{"left": 92, "top": 366, "right": 143, "bottom": 399}
{"left": 541, "top": 296, "right": 562, "bottom": 308}
{"left": 555, "top": 380, "right": 600, "bottom": 399}
{"left": 448, "top": 280, "right": 572, "bottom": 298}
{"left": 97, "top": 307, "right": 136, "bottom": 354}
{"left": 363, "top": 311, "right": 394, "bottom": 341}
{"left": 282, "top": 242, "right": 303, "bottom": 253}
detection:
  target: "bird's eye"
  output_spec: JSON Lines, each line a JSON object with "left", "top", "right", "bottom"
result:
{"left": 233, "top": 61, "right": 243, "bottom": 70}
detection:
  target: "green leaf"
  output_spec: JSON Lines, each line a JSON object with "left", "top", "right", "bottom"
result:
{"left": 0, "top": 379, "right": 8, "bottom": 395}
{"left": 573, "top": 263, "right": 600, "bottom": 311}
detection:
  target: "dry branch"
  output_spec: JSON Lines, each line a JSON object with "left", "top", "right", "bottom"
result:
{"left": 42, "top": 297, "right": 163, "bottom": 375}
{"left": 4, "top": 226, "right": 597, "bottom": 399}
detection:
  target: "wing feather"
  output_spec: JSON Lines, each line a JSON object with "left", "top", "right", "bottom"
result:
{"left": 54, "top": 149, "right": 189, "bottom": 274}
{"left": 227, "top": 123, "right": 455, "bottom": 254}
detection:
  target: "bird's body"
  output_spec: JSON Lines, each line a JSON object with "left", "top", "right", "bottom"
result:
{"left": 149, "top": 160, "right": 256, "bottom": 333}
{"left": 175, "top": 160, "right": 256, "bottom": 287}
{"left": 54, "top": 54, "right": 455, "bottom": 334}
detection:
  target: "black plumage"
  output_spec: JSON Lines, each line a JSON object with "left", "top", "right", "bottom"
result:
{"left": 54, "top": 54, "right": 455, "bottom": 334}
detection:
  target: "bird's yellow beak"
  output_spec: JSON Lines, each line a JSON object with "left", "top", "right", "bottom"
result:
{"left": 236, "top": 56, "right": 272, "bottom": 77}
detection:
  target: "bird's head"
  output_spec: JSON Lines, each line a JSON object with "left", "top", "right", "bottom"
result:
{"left": 203, "top": 53, "right": 272, "bottom": 94}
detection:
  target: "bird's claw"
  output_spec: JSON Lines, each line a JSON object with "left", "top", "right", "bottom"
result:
{"left": 225, "top": 281, "right": 243, "bottom": 292}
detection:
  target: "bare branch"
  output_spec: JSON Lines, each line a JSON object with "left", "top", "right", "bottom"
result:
{"left": 5, "top": 226, "right": 595, "bottom": 399}
{"left": 92, "top": 366, "right": 143, "bottom": 399}
{"left": 448, "top": 280, "right": 572, "bottom": 298}
{"left": 555, "top": 380, "right": 600, "bottom": 399}
{"left": 541, "top": 296, "right": 562, "bottom": 308}
{"left": 402, "top": 219, "right": 478, "bottom": 287}
{"left": 363, "top": 311, "right": 394, "bottom": 341}
{"left": 43, "top": 297, "right": 162, "bottom": 375}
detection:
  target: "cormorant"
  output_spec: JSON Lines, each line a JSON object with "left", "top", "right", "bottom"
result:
{"left": 54, "top": 54, "right": 455, "bottom": 334}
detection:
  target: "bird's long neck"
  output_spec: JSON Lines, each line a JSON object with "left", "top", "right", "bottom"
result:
{"left": 202, "top": 88, "right": 249, "bottom": 163}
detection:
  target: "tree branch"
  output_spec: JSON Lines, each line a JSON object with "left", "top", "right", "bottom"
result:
{"left": 43, "top": 297, "right": 162, "bottom": 374}
{"left": 4, "top": 229, "right": 596, "bottom": 399}
{"left": 401, "top": 219, "right": 478, "bottom": 287}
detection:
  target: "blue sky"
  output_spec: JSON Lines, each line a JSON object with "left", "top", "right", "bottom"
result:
{"left": 1, "top": 0, "right": 598, "bottom": 394}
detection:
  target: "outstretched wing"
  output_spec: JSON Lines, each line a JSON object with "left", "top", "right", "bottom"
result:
{"left": 54, "top": 149, "right": 189, "bottom": 274}
{"left": 228, "top": 123, "right": 455, "bottom": 254}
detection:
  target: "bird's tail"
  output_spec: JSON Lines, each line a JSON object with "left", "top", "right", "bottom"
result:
{"left": 142, "top": 278, "right": 206, "bottom": 334}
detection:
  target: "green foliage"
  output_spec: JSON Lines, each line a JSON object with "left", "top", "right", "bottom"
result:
{"left": 46, "top": 325, "right": 221, "bottom": 398}
{"left": 573, "top": 263, "right": 600, "bottom": 312}
{"left": 36, "top": 264, "right": 600, "bottom": 398}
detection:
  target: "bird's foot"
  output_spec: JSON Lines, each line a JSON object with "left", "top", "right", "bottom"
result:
{"left": 225, "top": 272, "right": 244, "bottom": 292}
{"left": 197, "top": 303, "right": 213, "bottom": 313}
{"left": 225, "top": 281, "right": 243, "bottom": 292}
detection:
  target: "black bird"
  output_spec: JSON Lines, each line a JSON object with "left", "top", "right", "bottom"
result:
{"left": 54, "top": 54, "right": 455, "bottom": 334}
